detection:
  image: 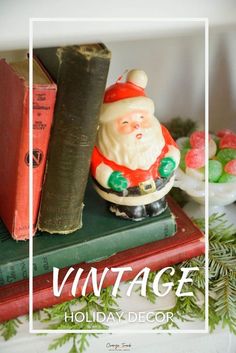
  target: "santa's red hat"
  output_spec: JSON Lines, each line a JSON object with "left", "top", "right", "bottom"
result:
{"left": 100, "top": 70, "right": 155, "bottom": 123}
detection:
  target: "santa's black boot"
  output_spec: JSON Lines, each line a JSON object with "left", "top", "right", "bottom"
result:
{"left": 109, "top": 203, "right": 147, "bottom": 221}
{"left": 145, "top": 198, "right": 168, "bottom": 217}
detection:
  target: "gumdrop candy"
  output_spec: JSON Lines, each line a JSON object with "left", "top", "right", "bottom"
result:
{"left": 217, "top": 148, "right": 236, "bottom": 165}
{"left": 224, "top": 159, "right": 236, "bottom": 176}
{"left": 209, "top": 138, "right": 217, "bottom": 159}
{"left": 219, "top": 134, "right": 236, "bottom": 149}
{"left": 179, "top": 148, "right": 190, "bottom": 171}
{"left": 186, "top": 166, "right": 205, "bottom": 181}
{"left": 177, "top": 137, "right": 191, "bottom": 150}
{"left": 211, "top": 134, "right": 220, "bottom": 148}
{"left": 190, "top": 131, "right": 208, "bottom": 149}
{"left": 183, "top": 138, "right": 191, "bottom": 149}
{"left": 185, "top": 148, "right": 205, "bottom": 169}
{"left": 208, "top": 160, "right": 223, "bottom": 182}
{"left": 218, "top": 172, "right": 236, "bottom": 183}
{"left": 217, "top": 129, "right": 235, "bottom": 138}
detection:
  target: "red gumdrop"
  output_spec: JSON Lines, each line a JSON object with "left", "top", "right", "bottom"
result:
{"left": 224, "top": 159, "right": 236, "bottom": 176}
{"left": 217, "top": 129, "right": 235, "bottom": 138}
{"left": 220, "top": 134, "right": 236, "bottom": 149}
{"left": 185, "top": 148, "right": 205, "bottom": 169}
{"left": 190, "top": 131, "right": 210, "bottom": 149}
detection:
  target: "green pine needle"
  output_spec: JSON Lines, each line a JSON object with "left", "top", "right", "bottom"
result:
{"left": 135, "top": 212, "right": 236, "bottom": 333}
{"left": 0, "top": 318, "right": 22, "bottom": 341}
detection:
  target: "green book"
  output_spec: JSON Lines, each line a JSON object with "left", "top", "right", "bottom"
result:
{"left": 35, "top": 44, "right": 111, "bottom": 234}
{"left": 0, "top": 181, "right": 176, "bottom": 286}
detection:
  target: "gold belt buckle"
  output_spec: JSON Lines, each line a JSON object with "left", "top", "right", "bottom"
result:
{"left": 139, "top": 178, "right": 156, "bottom": 195}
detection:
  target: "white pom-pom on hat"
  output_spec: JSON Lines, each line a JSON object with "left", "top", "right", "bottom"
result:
{"left": 100, "top": 68, "right": 153, "bottom": 123}
{"left": 126, "top": 69, "right": 148, "bottom": 89}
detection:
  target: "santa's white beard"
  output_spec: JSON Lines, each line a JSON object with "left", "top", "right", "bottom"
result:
{"left": 97, "top": 117, "right": 165, "bottom": 170}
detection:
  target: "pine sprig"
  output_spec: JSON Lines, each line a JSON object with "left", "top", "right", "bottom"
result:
{"left": 0, "top": 318, "right": 22, "bottom": 340}
{"left": 135, "top": 271, "right": 157, "bottom": 304}
{"left": 164, "top": 117, "right": 197, "bottom": 140}
{"left": 180, "top": 256, "right": 205, "bottom": 289}
{"left": 48, "top": 333, "right": 75, "bottom": 351}
{"left": 211, "top": 275, "right": 236, "bottom": 334}
{"left": 44, "top": 288, "right": 119, "bottom": 353}
{"left": 135, "top": 213, "right": 236, "bottom": 333}
{"left": 99, "top": 286, "right": 120, "bottom": 313}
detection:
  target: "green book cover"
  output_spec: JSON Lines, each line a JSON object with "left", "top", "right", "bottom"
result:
{"left": 0, "top": 181, "right": 176, "bottom": 286}
{"left": 35, "top": 44, "right": 111, "bottom": 234}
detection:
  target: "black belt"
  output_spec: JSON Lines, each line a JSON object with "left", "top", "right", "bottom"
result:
{"left": 93, "top": 172, "right": 173, "bottom": 197}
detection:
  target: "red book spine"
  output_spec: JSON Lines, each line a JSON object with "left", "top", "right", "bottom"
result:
{"left": 13, "top": 87, "right": 56, "bottom": 240}
{"left": 33, "top": 87, "right": 56, "bottom": 235}
{"left": 0, "top": 59, "right": 56, "bottom": 240}
{"left": 0, "top": 237, "right": 204, "bottom": 322}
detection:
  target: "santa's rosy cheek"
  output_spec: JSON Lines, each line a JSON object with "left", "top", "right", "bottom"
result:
{"left": 117, "top": 124, "right": 134, "bottom": 134}
{"left": 141, "top": 117, "right": 151, "bottom": 128}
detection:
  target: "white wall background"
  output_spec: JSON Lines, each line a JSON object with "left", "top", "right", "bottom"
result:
{"left": 106, "top": 33, "right": 205, "bottom": 126}
{"left": 1, "top": 0, "right": 236, "bottom": 50}
{"left": 209, "top": 29, "right": 236, "bottom": 131}
{"left": 1, "top": 25, "right": 235, "bottom": 132}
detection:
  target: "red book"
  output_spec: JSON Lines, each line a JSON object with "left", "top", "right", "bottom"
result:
{"left": 0, "top": 58, "right": 56, "bottom": 240}
{"left": 0, "top": 197, "right": 204, "bottom": 322}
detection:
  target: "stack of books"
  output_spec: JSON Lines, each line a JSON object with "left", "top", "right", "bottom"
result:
{"left": 0, "top": 44, "right": 111, "bottom": 240}
{"left": 0, "top": 44, "right": 205, "bottom": 323}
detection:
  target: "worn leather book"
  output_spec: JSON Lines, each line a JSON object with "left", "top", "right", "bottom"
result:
{"left": 0, "top": 196, "right": 204, "bottom": 322}
{"left": 0, "top": 58, "right": 56, "bottom": 240}
{"left": 0, "top": 180, "right": 176, "bottom": 286}
{"left": 35, "top": 44, "right": 111, "bottom": 234}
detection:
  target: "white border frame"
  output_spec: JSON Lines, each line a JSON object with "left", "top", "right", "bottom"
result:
{"left": 29, "top": 17, "right": 209, "bottom": 334}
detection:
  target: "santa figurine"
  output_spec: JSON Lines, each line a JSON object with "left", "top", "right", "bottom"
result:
{"left": 91, "top": 69, "right": 180, "bottom": 220}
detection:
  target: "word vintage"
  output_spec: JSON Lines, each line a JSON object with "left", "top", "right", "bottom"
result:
{"left": 53, "top": 266, "right": 199, "bottom": 298}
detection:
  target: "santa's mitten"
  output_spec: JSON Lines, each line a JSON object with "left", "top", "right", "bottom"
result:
{"left": 158, "top": 157, "right": 176, "bottom": 178}
{"left": 108, "top": 171, "right": 128, "bottom": 192}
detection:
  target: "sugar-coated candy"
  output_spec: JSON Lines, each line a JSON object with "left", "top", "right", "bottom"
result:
{"left": 211, "top": 134, "right": 220, "bottom": 148}
{"left": 209, "top": 138, "right": 217, "bottom": 159}
{"left": 181, "top": 129, "right": 236, "bottom": 184}
{"left": 179, "top": 148, "right": 190, "bottom": 171}
{"left": 177, "top": 137, "right": 191, "bottom": 150}
{"left": 185, "top": 148, "right": 205, "bottom": 169}
{"left": 183, "top": 138, "right": 191, "bottom": 149}
{"left": 186, "top": 167, "right": 205, "bottom": 181}
{"left": 190, "top": 131, "right": 209, "bottom": 149}
{"left": 217, "top": 129, "right": 235, "bottom": 138}
{"left": 219, "top": 134, "right": 236, "bottom": 149}
{"left": 218, "top": 172, "right": 236, "bottom": 183}
{"left": 224, "top": 159, "right": 236, "bottom": 176}
{"left": 217, "top": 148, "right": 236, "bottom": 165}
{"left": 208, "top": 160, "right": 223, "bottom": 183}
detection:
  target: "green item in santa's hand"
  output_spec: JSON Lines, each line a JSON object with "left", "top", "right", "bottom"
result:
{"left": 218, "top": 172, "right": 236, "bottom": 183}
{"left": 217, "top": 148, "right": 236, "bottom": 165}
{"left": 108, "top": 171, "right": 128, "bottom": 191}
{"left": 159, "top": 157, "right": 176, "bottom": 177}
{"left": 208, "top": 160, "right": 223, "bottom": 182}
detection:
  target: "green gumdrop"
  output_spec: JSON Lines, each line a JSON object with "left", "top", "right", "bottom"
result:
{"left": 183, "top": 138, "right": 191, "bottom": 149}
{"left": 179, "top": 148, "right": 190, "bottom": 171}
{"left": 218, "top": 172, "right": 236, "bottom": 183}
{"left": 208, "top": 160, "right": 223, "bottom": 182}
{"left": 217, "top": 148, "right": 236, "bottom": 165}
